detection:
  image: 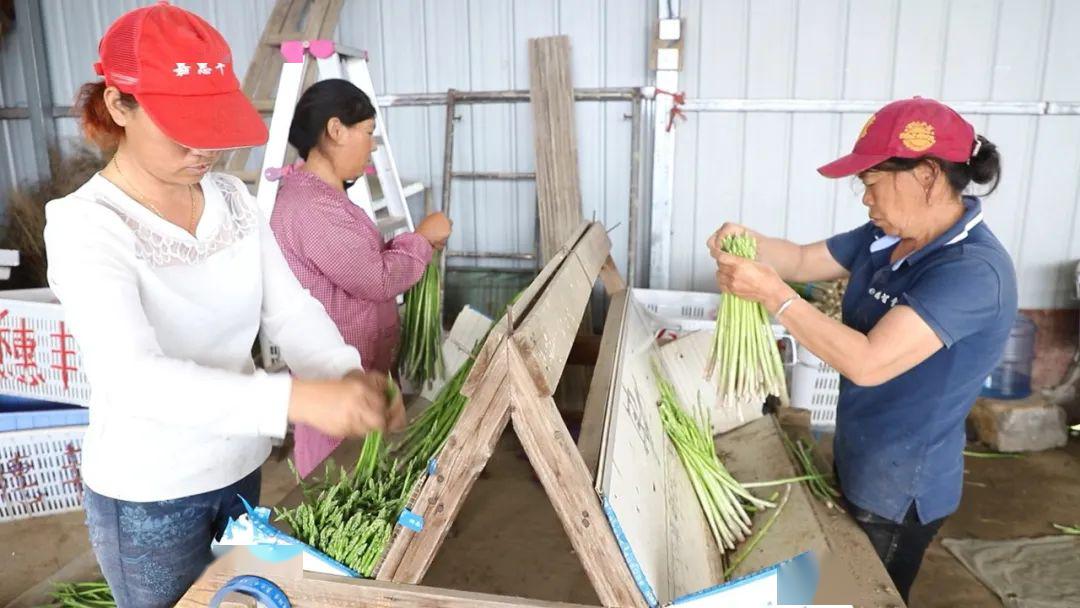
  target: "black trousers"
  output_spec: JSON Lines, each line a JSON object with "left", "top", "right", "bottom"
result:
{"left": 847, "top": 500, "right": 946, "bottom": 603}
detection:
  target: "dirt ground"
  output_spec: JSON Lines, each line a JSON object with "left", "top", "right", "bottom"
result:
{"left": 2, "top": 417, "right": 1078, "bottom": 607}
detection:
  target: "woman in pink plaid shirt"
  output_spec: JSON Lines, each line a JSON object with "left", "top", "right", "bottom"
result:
{"left": 270, "top": 79, "right": 452, "bottom": 477}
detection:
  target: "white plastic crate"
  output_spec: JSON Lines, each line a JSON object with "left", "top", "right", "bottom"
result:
{"left": 0, "top": 289, "right": 90, "bottom": 406}
{"left": 0, "top": 425, "right": 86, "bottom": 522}
{"left": 634, "top": 288, "right": 719, "bottom": 337}
{"left": 634, "top": 288, "right": 792, "bottom": 354}
{"left": 790, "top": 347, "right": 840, "bottom": 431}
{"left": 636, "top": 288, "right": 835, "bottom": 427}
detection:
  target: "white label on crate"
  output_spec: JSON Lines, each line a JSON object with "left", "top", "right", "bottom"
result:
{"left": 0, "top": 291, "right": 89, "bottom": 405}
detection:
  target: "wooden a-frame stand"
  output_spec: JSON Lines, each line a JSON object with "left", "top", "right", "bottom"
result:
{"left": 180, "top": 221, "right": 645, "bottom": 608}
{"left": 371, "top": 221, "right": 640, "bottom": 606}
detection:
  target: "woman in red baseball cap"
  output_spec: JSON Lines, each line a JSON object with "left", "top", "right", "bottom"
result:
{"left": 43, "top": 3, "right": 402, "bottom": 605}
{"left": 707, "top": 97, "right": 1016, "bottom": 602}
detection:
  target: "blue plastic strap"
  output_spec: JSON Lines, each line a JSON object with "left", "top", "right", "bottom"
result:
{"left": 209, "top": 575, "right": 291, "bottom": 608}
{"left": 427, "top": 457, "right": 437, "bottom": 476}
{"left": 235, "top": 495, "right": 359, "bottom": 578}
{"left": 397, "top": 508, "right": 424, "bottom": 532}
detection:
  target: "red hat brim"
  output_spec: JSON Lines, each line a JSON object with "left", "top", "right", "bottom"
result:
{"left": 137, "top": 89, "right": 268, "bottom": 150}
{"left": 817, "top": 152, "right": 892, "bottom": 179}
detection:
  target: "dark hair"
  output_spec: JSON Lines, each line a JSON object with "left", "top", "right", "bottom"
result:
{"left": 75, "top": 81, "right": 138, "bottom": 151}
{"left": 867, "top": 135, "right": 1002, "bottom": 197}
{"left": 288, "top": 79, "right": 376, "bottom": 159}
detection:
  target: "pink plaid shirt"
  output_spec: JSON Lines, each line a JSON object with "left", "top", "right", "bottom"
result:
{"left": 271, "top": 170, "right": 432, "bottom": 476}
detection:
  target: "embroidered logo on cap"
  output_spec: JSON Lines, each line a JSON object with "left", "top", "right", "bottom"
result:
{"left": 172, "top": 62, "right": 230, "bottom": 77}
{"left": 899, "top": 121, "right": 936, "bottom": 152}
{"left": 859, "top": 114, "right": 876, "bottom": 140}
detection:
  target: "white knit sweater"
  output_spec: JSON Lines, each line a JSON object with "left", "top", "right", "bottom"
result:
{"left": 44, "top": 172, "right": 361, "bottom": 502}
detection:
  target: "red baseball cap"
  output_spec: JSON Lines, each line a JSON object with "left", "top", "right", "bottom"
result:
{"left": 817, "top": 97, "right": 976, "bottom": 178}
{"left": 94, "top": 1, "right": 267, "bottom": 150}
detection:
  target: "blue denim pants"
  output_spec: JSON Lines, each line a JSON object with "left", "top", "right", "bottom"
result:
{"left": 83, "top": 468, "right": 261, "bottom": 608}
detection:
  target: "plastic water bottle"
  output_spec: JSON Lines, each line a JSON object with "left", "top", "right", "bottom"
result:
{"left": 981, "top": 314, "right": 1036, "bottom": 400}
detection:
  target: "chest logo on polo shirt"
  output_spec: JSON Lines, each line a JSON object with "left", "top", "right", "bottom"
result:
{"left": 868, "top": 287, "right": 899, "bottom": 308}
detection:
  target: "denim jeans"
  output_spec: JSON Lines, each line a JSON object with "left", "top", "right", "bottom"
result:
{"left": 83, "top": 468, "right": 261, "bottom": 608}
{"left": 847, "top": 499, "right": 946, "bottom": 603}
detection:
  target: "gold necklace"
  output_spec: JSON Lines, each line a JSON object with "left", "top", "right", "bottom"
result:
{"left": 112, "top": 155, "right": 197, "bottom": 234}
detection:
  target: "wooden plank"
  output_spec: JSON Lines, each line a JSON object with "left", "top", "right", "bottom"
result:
{"left": 227, "top": 0, "right": 344, "bottom": 173}
{"left": 4, "top": 550, "right": 101, "bottom": 608}
{"left": 225, "top": 0, "right": 297, "bottom": 173}
{"left": 378, "top": 346, "right": 514, "bottom": 582}
{"left": 598, "top": 256, "right": 626, "bottom": 295}
{"left": 179, "top": 558, "right": 596, "bottom": 608}
{"left": 382, "top": 222, "right": 611, "bottom": 583}
{"left": 720, "top": 416, "right": 904, "bottom": 606}
{"left": 512, "top": 223, "right": 612, "bottom": 396}
{"left": 773, "top": 417, "right": 908, "bottom": 607}
{"left": 577, "top": 289, "right": 628, "bottom": 481}
{"left": 506, "top": 344, "right": 646, "bottom": 608}
{"left": 461, "top": 222, "right": 589, "bottom": 398}
{"left": 239, "top": 0, "right": 292, "bottom": 95}
{"left": 529, "top": 36, "right": 585, "bottom": 264}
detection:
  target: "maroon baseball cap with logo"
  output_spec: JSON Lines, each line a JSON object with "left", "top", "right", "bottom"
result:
{"left": 93, "top": 1, "right": 267, "bottom": 150}
{"left": 817, "top": 97, "right": 977, "bottom": 178}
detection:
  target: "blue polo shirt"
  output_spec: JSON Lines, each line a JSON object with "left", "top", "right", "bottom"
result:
{"left": 825, "top": 196, "right": 1017, "bottom": 524}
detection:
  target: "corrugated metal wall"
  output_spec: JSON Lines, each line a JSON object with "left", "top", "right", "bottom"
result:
{"left": 668, "top": 0, "right": 1080, "bottom": 309}
{"left": 334, "top": 0, "right": 651, "bottom": 274}
{"left": 1, "top": 0, "right": 650, "bottom": 276}
{"left": 2, "top": 0, "right": 1079, "bottom": 306}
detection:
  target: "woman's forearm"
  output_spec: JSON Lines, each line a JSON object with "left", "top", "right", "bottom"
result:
{"left": 772, "top": 296, "right": 874, "bottom": 382}
{"left": 771, "top": 293, "right": 942, "bottom": 387}
{"left": 755, "top": 234, "right": 808, "bottom": 281}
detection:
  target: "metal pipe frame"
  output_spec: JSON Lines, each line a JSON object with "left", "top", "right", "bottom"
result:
{"left": 377, "top": 87, "right": 640, "bottom": 107}
{"left": 447, "top": 251, "right": 536, "bottom": 261}
{"left": 444, "top": 264, "right": 538, "bottom": 274}
{"left": 677, "top": 98, "right": 1080, "bottom": 116}
{"left": 451, "top": 171, "right": 536, "bottom": 180}
{"left": 3, "top": 87, "right": 642, "bottom": 119}
{"left": 627, "top": 89, "right": 643, "bottom": 288}
{"left": 648, "top": 0, "right": 682, "bottom": 289}
{"left": 14, "top": 0, "right": 56, "bottom": 182}
{"left": 20, "top": 97, "right": 1080, "bottom": 118}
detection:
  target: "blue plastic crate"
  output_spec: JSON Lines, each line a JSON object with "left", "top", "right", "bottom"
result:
{"left": 0, "top": 407, "right": 88, "bottom": 431}
{"left": 0, "top": 395, "right": 88, "bottom": 431}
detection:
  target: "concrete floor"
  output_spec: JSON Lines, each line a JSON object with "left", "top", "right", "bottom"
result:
{"left": 3, "top": 429, "right": 1078, "bottom": 607}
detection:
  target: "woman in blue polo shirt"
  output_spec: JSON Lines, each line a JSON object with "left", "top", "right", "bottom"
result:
{"left": 708, "top": 97, "right": 1016, "bottom": 601}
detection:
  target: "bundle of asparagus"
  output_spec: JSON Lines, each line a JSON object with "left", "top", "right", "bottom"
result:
{"left": 706, "top": 234, "right": 788, "bottom": 410}
{"left": 401, "top": 252, "right": 446, "bottom": 385}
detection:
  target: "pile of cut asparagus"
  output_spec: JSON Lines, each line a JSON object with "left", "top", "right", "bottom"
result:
{"left": 41, "top": 581, "right": 115, "bottom": 607}
{"left": 655, "top": 363, "right": 774, "bottom": 553}
{"left": 277, "top": 354, "right": 477, "bottom": 576}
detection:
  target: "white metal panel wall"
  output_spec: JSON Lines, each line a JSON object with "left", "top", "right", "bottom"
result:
{"left": 2, "top": 0, "right": 649, "bottom": 277}
{"left": 669, "top": 0, "right": 1080, "bottom": 309}
{"left": 335, "top": 0, "right": 650, "bottom": 273}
